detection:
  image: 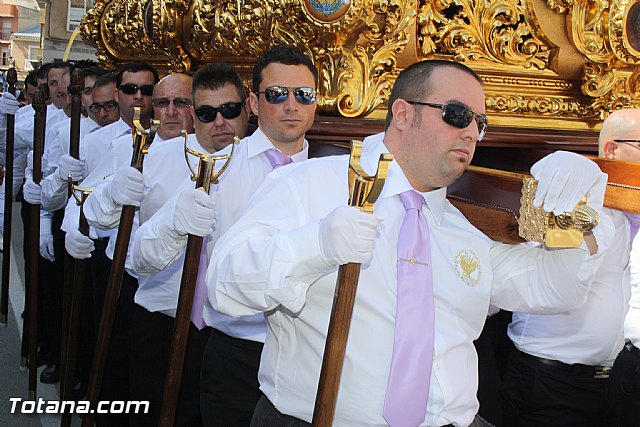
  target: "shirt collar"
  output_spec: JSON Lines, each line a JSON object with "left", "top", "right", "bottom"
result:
{"left": 360, "top": 132, "right": 447, "bottom": 224}
{"left": 247, "top": 127, "right": 309, "bottom": 163}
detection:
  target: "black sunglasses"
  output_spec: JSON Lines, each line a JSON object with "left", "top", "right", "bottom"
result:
{"left": 256, "top": 86, "right": 317, "bottom": 105}
{"left": 614, "top": 140, "right": 640, "bottom": 151}
{"left": 89, "top": 101, "right": 118, "bottom": 113}
{"left": 406, "top": 101, "right": 488, "bottom": 141}
{"left": 119, "top": 83, "right": 154, "bottom": 96}
{"left": 152, "top": 97, "right": 192, "bottom": 109}
{"left": 194, "top": 102, "right": 244, "bottom": 123}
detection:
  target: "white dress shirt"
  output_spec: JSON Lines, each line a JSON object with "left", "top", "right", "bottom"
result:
{"left": 509, "top": 209, "right": 631, "bottom": 366}
{"left": 207, "top": 134, "right": 609, "bottom": 426}
{"left": 626, "top": 232, "right": 640, "bottom": 348}
{"left": 14, "top": 105, "right": 63, "bottom": 197}
{"left": 61, "top": 120, "right": 137, "bottom": 270}
{"left": 41, "top": 116, "right": 100, "bottom": 211}
{"left": 131, "top": 128, "right": 308, "bottom": 341}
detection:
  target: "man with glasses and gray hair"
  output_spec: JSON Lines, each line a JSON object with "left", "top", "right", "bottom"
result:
{"left": 126, "top": 45, "right": 317, "bottom": 425}
{"left": 205, "top": 59, "right": 613, "bottom": 426}
{"left": 502, "top": 108, "right": 640, "bottom": 427}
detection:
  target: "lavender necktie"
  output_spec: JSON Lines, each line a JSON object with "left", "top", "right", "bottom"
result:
{"left": 264, "top": 148, "right": 292, "bottom": 169}
{"left": 189, "top": 149, "right": 292, "bottom": 329}
{"left": 383, "top": 190, "right": 434, "bottom": 427}
{"left": 626, "top": 213, "right": 640, "bottom": 242}
{"left": 190, "top": 234, "right": 211, "bottom": 330}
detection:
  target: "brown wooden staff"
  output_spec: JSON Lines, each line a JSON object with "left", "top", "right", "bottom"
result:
{"left": 59, "top": 68, "right": 86, "bottom": 425}
{"left": 312, "top": 141, "right": 392, "bottom": 426}
{"left": 24, "top": 84, "right": 48, "bottom": 400}
{"left": 159, "top": 135, "right": 235, "bottom": 427}
{"left": 1, "top": 67, "right": 17, "bottom": 326}
{"left": 61, "top": 185, "right": 91, "bottom": 426}
{"left": 82, "top": 110, "right": 158, "bottom": 427}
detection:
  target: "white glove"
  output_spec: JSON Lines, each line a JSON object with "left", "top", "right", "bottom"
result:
{"left": 106, "top": 166, "right": 144, "bottom": 207}
{"left": 27, "top": 150, "right": 33, "bottom": 172}
{"left": 23, "top": 178, "right": 41, "bottom": 205}
{"left": 65, "top": 227, "right": 94, "bottom": 259}
{"left": 57, "top": 154, "right": 86, "bottom": 182}
{"left": 0, "top": 92, "right": 21, "bottom": 115}
{"left": 172, "top": 188, "right": 216, "bottom": 237}
{"left": 530, "top": 151, "right": 607, "bottom": 214}
{"left": 318, "top": 205, "right": 380, "bottom": 266}
{"left": 39, "top": 229, "right": 55, "bottom": 262}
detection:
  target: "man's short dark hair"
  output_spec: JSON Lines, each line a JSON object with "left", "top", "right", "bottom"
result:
{"left": 25, "top": 70, "right": 37, "bottom": 88}
{"left": 83, "top": 66, "right": 108, "bottom": 81}
{"left": 93, "top": 72, "right": 118, "bottom": 90}
{"left": 36, "top": 63, "right": 52, "bottom": 82}
{"left": 48, "top": 61, "right": 73, "bottom": 77}
{"left": 116, "top": 61, "right": 160, "bottom": 88}
{"left": 72, "top": 59, "right": 98, "bottom": 70}
{"left": 252, "top": 45, "right": 318, "bottom": 94}
{"left": 192, "top": 63, "right": 247, "bottom": 101}
{"left": 384, "top": 60, "right": 483, "bottom": 130}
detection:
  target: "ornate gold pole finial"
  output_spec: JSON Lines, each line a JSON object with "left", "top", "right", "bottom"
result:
{"left": 518, "top": 177, "right": 599, "bottom": 248}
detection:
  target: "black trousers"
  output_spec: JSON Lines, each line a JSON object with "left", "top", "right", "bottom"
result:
{"left": 607, "top": 342, "right": 640, "bottom": 427}
{"left": 128, "top": 305, "right": 209, "bottom": 426}
{"left": 250, "top": 395, "right": 494, "bottom": 427}
{"left": 200, "top": 328, "right": 264, "bottom": 427}
{"left": 474, "top": 310, "right": 513, "bottom": 427}
{"left": 94, "top": 270, "right": 138, "bottom": 427}
{"left": 39, "top": 209, "right": 66, "bottom": 365}
{"left": 501, "top": 349, "right": 609, "bottom": 427}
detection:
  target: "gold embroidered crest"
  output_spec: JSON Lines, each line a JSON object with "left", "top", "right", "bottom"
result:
{"left": 455, "top": 250, "right": 481, "bottom": 287}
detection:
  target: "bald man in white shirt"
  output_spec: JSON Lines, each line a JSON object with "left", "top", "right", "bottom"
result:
{"left": 501, "top": 108, "right": 640, "bottom": 427}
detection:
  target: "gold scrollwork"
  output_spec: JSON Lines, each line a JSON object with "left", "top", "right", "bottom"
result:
{"left": 417, "top": 0, "right": 553, "bottom": 70}
{"left": 81, "top": 0, "right": 190, "bottom": 72}
{"left": 183, "top": 0, "right": 415, "bottom": 117}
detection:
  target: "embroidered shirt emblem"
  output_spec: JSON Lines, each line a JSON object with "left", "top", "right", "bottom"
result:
{"left": 454, "top": 250, "right": 481, "bottom": 287}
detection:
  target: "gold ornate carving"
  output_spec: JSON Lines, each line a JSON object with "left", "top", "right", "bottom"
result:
{"left": 82, "top": 0, "right": 190, "bottom": 73}
{"left": 80, "top": 0, "right": 640, "bottom": 128}
{"left": 417, "top": 0, "right": 554, "bottom": 70}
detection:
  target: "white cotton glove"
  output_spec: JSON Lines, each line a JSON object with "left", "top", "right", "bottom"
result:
{"left": 318, "top": 205, "right": 380, "bottom": 266}
{"left": 0, "top": 92, "right": 21, "bottom": 115}
{"left": 39, "top": 228, "right": 54, "bottom": 262}
{"left": 106, "top": 166, "right": 144, "bottom": 207}
{"left": 530, "top": 151, "right": 607, "bottom": 214}
{"left": 27, "top": 150, "right": 33, "bottom": 172}
{"left": 57, "top": 154, "right": 86, "bottom": 182}
{"left": 172, "top": 188, "right": 216, "bottom": 237}
{"left": 65, "top": 227, "right": 95, "bottom": 259}
{"left": 23, "top": 178, "right": 41, "bottom": 205}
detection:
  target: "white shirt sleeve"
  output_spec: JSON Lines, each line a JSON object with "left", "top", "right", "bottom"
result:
{"left": 208, "top": 172, "right": 337, "bottom": 317}
{"left": 130, "top": 191, "right": 187, "bottom": 275}
{"left": 83, "top": 177, "right": 122, "bottom": 229}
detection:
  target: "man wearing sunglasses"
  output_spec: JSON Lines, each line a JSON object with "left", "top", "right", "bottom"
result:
{"left": 501, "top": 108, "right": 640, "bottom": 427}
{"left": 78, "top": 62, "right": 250, "bottom": 425}
{"left": 150, "top": 72, "right": 195, "bottom": 146}
{"left": 59, "top": 61, "right": 159, "bottom": 423}
{"left": 206, "top": 59, "right": 613, "bottom": 427}
{"left": 126, "top": 46, "right": 317, "bottom": 426}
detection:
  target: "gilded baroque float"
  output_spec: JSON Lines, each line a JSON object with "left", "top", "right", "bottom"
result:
{"left": 80, "top": 0, "right": 640, "bottom": 130}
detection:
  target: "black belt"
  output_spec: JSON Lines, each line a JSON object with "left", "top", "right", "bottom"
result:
{"left": 517, "top": 349, "right": 611, "bottom": 379}
{"left": 624, "top": 340, "right": 640, "bottom": 359}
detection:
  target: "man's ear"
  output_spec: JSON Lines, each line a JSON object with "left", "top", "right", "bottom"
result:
{"left": 391, "top": 99, "right": 412, "bottom": 131}
{"left": 603, "top": 139, "right": 617, "bottom": 160}
{"left": 249, "top": 92, "right": 259, "bottom": 117}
